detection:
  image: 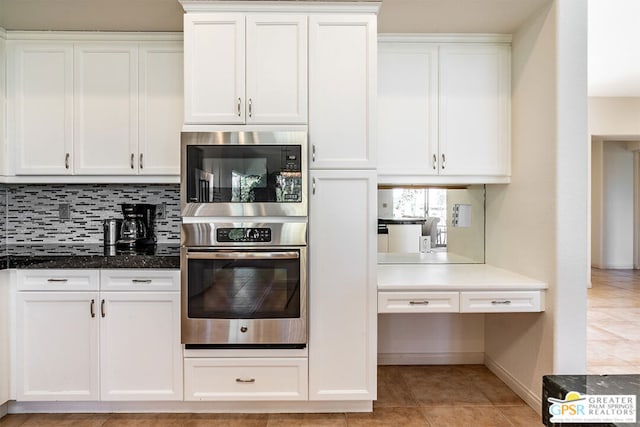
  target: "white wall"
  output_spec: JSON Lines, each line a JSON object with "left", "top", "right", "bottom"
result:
{"left": 589, "top": 97, "right": 640, "bottom": 136}
{"left": 378, "top": 313, "right": 484, "bottom": 365}
{"left": 591, "top": 138, "right": 604, "bottom": 267}
{"left": 485, "top": 0, "right": 588, "bottom": 409}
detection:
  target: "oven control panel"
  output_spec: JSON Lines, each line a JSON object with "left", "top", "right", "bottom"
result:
{"left": 217, "top": 227, "right": 272, "bottom": 243}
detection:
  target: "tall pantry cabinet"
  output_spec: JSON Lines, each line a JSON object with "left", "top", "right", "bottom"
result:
{"left": 308, "top": 12, "right": 378, "bottom": 401}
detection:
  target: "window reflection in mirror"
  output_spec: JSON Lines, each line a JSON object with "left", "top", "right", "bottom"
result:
{"left": 378, "top": 185, "right": 485, "bottom": 264}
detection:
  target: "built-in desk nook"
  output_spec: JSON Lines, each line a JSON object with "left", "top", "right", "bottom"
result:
{"left": 378, "top": 263, "right": 547, "bottom": 313}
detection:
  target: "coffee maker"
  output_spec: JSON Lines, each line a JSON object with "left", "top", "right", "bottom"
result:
{"left": 116, "top": 203, "right": 157, "bottom": 249}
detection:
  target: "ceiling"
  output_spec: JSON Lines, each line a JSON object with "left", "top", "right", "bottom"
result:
{"left": 0, "top": 0, "right": 637, "bottom": 97}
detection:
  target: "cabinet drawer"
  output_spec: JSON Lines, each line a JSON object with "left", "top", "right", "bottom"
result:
{"left": 460, "top": 291, "right": 544, "bottom": 313}
{"left": 100, "top": 270, "right": 179, "bottom": 291}
{"left": 17, "top": 270, "right": 99, "bottom": 291}
{"left": 184, "top": 358, "right": 307, "bottom": 401}
{"left": 378, "top": 291, "right": 459, "bottom": 313}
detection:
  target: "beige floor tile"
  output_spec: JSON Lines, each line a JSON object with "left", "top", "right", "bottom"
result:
{"left": 102, "top": 413, "right": 189, "bottom": 427}
{"left": 587, "top": 325, "right": 620, "bottom": 341}
{"left": 375, "top": 365, "right": 419, "bottom": 408}
{"left": 421, "top": 406, "right": 511, "bottom": 427}
{"left": 346, "top": 407, "right": 429, "bottom": 427}
{"left": 399, "top": 366, "right": 492, "bottom": 406}
{"left": 186, "top": 413, "right": 268, "bottom": 427}
{"left": 266, "top": 413, "right": 346, "bottom": 427}
{"left": 462, "top": 367, "right": 526, "bottom": 406}
{"left": 18, "top": 413, "right": 109, "bottom": 427}
{"left": 496, "top": 405, "right": 545, "bottom": 427}
{"left": 586, "top": 363, "right": 638, "bottom": 374}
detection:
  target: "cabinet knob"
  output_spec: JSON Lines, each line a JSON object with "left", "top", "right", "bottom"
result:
{"left": 65, "top": 153, "right": 70, "bottom": 170}
{"left": 139, "top": 153, "right": 143, "bottom": 170}
{"left": 248, "top": 98, "right": 253, "bottom": 118}
{"left": 130, "top": 153, "right": 135, "bottom": 170}
{"left": 432, "top": 154, "right": 437, "bottom": 170}
{"left": 441, "top": 153, "right": 446, "bottom": 170}
{"left": 101, "top": 299, "right": 106, "bottom": 318}
{"left": 312, "top": 145, "right": 316, "bottom": 162}
{"left": 237, "top": 98, "right": 242, "bottom": 117}
{"left": 90, "top": 299, "right": 96, "bottom": 318}
{"left": 312, "top": 177, "right": 316, "bottom": 195}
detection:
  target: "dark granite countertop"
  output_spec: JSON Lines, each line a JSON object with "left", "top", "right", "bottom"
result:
{"left": 2, "top": 244, "right": 180, "bottom": 269}
{"left": 543, "top": 375, "right": 640, "bottom": 426}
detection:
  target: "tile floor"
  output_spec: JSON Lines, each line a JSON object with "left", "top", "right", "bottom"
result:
{"left": 588, "top": 268, "right": 640, "bottom": 374}
{"left": 14, "top": 265, "right": 640, "bottom": 427}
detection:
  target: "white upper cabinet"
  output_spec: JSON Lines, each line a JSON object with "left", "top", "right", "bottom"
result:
{"left": 378, "top": 43, "right": 438, "bottom": 176}
{"left": 7, "top": 35, "right": 183, "bottom": 179}
{"left": 138, "top": 42, "right": 184, "bottom": 175}
{"left": 184, "top": 13, "right": 307, "bottom": 125}
{"left": 377, "top": 37, "right": 511, "bottom": 184}
{"left": 10, "top": 42, "right": 74, "bottom": 175}
{"left": 74, "top": 43, "right": 139, "bottom": 175}
{"left": 438, "top": 44, "right": 510, "bottom": 177}
{"left": 308, "top": 14, "right": 377, "bottom": 169}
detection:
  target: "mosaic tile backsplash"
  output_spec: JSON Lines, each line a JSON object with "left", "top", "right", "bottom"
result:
{"left": 1, "top": 185, "right": 6, "bottom": 248}
{"left": 5, "top": 184, "right": 180, "bottom": 244}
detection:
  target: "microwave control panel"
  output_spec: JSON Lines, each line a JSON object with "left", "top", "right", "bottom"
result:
{"left": 217, "top": 227, "right": 272, "bottom": 243}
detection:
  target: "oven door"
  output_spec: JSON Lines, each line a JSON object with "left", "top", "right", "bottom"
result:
{"left": 181, "top": 247, "right": 307, "bottom": 347}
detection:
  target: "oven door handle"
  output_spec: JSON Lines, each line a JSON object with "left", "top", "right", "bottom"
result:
{"left": 187, "top": 251, "right": 300, "bottom": 260}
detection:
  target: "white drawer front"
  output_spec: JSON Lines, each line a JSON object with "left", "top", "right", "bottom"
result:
{"left": 17, "top": 270, "right": 99, "bottom": 291}
{"left": 184, "top": 358, "right": 308, "bottom": 401}
{"left": 100, "top": 270, "right": 180, "bottom": 291}
{"left": 378, "top": 291, "right": 460, "bottom": 313}
{"left": 460, "top": 291, "right": 544, "bottom": 313}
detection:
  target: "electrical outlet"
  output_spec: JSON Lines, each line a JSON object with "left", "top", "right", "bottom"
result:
{"left": 155, "top": 203, "right": 166, "bottom": 220}
{"left": 58, "top": 203, "right": 70, "bottom": 220}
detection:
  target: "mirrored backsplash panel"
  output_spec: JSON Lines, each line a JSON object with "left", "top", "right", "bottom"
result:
{"left": 377, "top": 185, "right": 485, "bottom": 264}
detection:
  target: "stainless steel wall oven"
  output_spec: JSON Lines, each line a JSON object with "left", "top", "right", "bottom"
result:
{"left": 180, "top": 131, "right": 307, "bottom": 217}
{"left": 181, "top": 221, "right": 307, "bottom": 348}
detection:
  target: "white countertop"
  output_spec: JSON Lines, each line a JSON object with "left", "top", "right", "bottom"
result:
{"left": 378, "top": 263, "right": 548, "bottom": 292}
{"left": 378, "top": 251, "right": 477, "bottom": 264}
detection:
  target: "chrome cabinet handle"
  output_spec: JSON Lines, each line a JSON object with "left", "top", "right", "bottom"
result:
{"left": 188, "top": 251, "right": 299, "bottom": 261}
{"left": 491, "top": 300, "right": 512, "bottom": 305}
{"left": 248, "top": 98, "right": 253, "bottom": 118}
{"left": 139, "top": 153, "right": 143, "bottom": 170}
{"left": 235, "top": 378, "right": 255, "bottom": 384}
{"left": 47, "top": 278, "right": 68, "bottom": 283}
{"left": 441, "top": 153, "right": 446, "bottom": 170}
{"left": 312, "top": 145, "right": 316, "bottom": 162}
{"left": 130, "top": 153, "right": 135, "bottom": 169}
{"left": 237, "top": 98, "right": 241, "bottom": 117}
{"left": 432, "top": 154, "right": 437, "bottom": 170}
{"left": 101, "top": 299, "right": 106, "bottom": 318}
{"left": 90, "top": 299, "right": 96, "bottom": 318}
{"left": 65, "top": 153, "right": 70, "bottom": 169}
{"left": 409, "top": 300, "right": 430, "bottom": 305}
{"left": 312, "top": 177, "right": 316, "bottom": 195}
{"left": 132, "top": 279, "right": 152, "bottom": 284}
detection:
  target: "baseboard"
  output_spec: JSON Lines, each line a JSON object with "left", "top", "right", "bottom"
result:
{"left": 484, "top": 354, "right": 541, "bottom": 414}
{"left": 0, "top": 402, "right": 7, "bottom": 418}
{"left": 592, "top": 263, "right": 634, "bottom": 270}
{"left": 7, "top": 400, "right": 372, "bottom": 414}
{"left": 378, "top": 352, "right": 484, "bottom": 365}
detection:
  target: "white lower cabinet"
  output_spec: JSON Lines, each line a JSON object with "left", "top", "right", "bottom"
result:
{"left": 0, "top": 271, "right": 11, "bottom": 406}
{"left": 460, "top": 291, "right": 543, "bottom": 313}
{"left": 308, "top": 170, "right": 377, "bottom": 401}
{"left": 378, "top": 291, "right": 459, "bottom": 313}
{"left": 16, "top": 269, "right": 182, "bottom": 402}
{"left": 184, "top": 358, "right": 308, "bottom": 401}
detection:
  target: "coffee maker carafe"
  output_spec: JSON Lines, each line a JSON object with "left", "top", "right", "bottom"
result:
{"left": 117, "top": 203, "right": 156, "bottom": 249}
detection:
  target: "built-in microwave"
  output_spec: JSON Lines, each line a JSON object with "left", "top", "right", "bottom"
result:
{"left": 180, "top": 131, "right": 307, "bottom": 217}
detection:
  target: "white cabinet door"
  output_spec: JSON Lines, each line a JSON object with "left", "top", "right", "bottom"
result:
{"left": 309, "top": 15, "right": 377, "bottom": 169}
{"left": 308, "top": 170, "right": 377, "bottom": 400}
{"left": 16, "top": 291, "right": 99, "bottom": 401}
{"left": 138, "top": 42, "right": 183, "bottom": 175}
{"left": 438, "top": 44, "right": 510, "bottom": 176}
{"left": 11, "top": 42, "right": 73, "bottom": 175}
{"left": 74, "top": 43, "right": 139, "bottom": 174}
{"left": 100, "top": 292, "right": 182, "bottom": 401}
{"left": 183, "top": 13, "right": 245, "bottom": 124}
{"left": 377, "top": 43, "right": 438, "bottom": 177}
{"left": 246, "top": 15, "right": 307, "bottom": 124}
{"left": 0, "top": 271, "right": 10, "bottom": 406}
